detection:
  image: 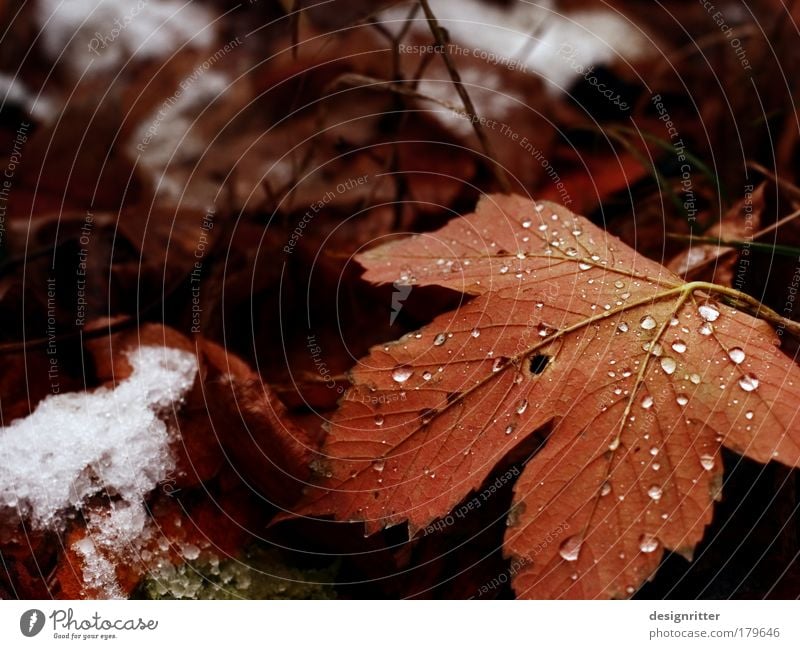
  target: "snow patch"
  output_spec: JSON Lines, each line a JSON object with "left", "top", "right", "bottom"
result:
{"left": 0, "top": 345, "right": 197, "bottom": 528}
{"left": 0, "top": 73, "right": 57, "bottom": 122}
{"left": 383, "top": 0, "right": 649, "bottom": 91}
{"left": 128, "top": 69, "right": 230, "bottom": 201}
{"left": 36, "top": 0, "right": 217, "bottom": 76}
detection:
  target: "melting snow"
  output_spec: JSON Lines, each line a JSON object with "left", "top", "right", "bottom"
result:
{"left": 0, "top": 345, "right": 197, "bottom": 597}
{"left": 0, "top": 346, "right": 197, "bottom": 528}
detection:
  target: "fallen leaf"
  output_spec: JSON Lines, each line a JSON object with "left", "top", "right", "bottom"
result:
{"left": 294, "top": 193, "right": 800, "bottom": 599}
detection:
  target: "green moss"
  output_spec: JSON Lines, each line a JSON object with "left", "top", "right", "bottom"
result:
{"left": 140, "top": 545, "right": 337, "bottom": 600}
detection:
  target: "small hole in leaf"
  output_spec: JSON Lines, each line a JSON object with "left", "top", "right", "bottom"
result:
{"left": 529, "top": 354, "right": 551, "bottom": 375}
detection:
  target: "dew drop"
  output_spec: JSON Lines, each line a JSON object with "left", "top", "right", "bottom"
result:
{"left": 641, "top": 395, "right": 654, "bottom": 409}
{"left": 643, "top": 341, "right": 663, "bottom": 356}
{"left": 698, "top": 304, "right": 720, "bottom": 322}
{"left": 600, "top": 482, "right": 612, "bottom": 497}
{"left": 578, "top": 262, "right": 592, "bottom": 271}
{"left": 690, "top": 373, "right": 701, "bottom": 385}
{"left": 671, "top": 340, "right": 687, "bottom": 354}
{"left": 372, "top": 461, "right": 385, "bottom": 473}
{"left": 660, "top": 357, "right": 677, "bottom": 375}
{"left": 676, "top": 394, "right": 689, "bottom": 406}
{"left": 374, "top": 415, "right": 384, "bottom": 426}
{"left": 647, "top": 485, "right": 663, "bottom": 502}
{"left": 640, "top": 315, "right": 657, "bottom": 330}
{"left": 699, "top": 454, "right": 715, "bottom": 471}
{"left": 728, "top": 347, "right": 745, "bottom": 364}
{"left": 559, "top": 535, "right": 583, "bottom": 562}
{"left": 649, "top": 446, "right": 659, "bottom": 456}
{"left": 471, "top": 328, "right": 481, "bottom": 338}
{"left": 638, "top": 534, "right": 659, "bottom": 553}
{"left": 433, "top": 333, "right": 447, "bottom": 346}
{"left": 617, "top": 322, "right": 629, "bottom": 333}
{"left": 422, "top": 371, "right": 433, "bottom": 381}
{"left": 738, "top": 373, "right": 759, "bottom": 392}
{"left": 745, "top": 410, "right": 754, "bottom": 420}
{"left": 516, "top": 399, "right": 528, "bottom": 415}
{"left": 505, "top": 424, "right": 515, "bottom": 435}
{"left": 614, "top": 280, "right": 625, "bottom": 289}
{"left": 499, "top": 265, "right": 509, "bottom": 274}
{"left": 699, "top": 322, "right": 714, "bottom": 336}
{"left": 521, "top": 219, "right": 532, "bottom": 229}
{"left": 392, "top": 366, "right": 413, "bottom": 383}
{"left": 492, "top": 357, "right": 508, "bottom": 372}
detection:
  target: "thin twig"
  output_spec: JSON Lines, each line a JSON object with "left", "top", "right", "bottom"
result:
{"left": 748, "top": 160, "right": 800, "bottom": 204}
{"left": 418, "top": 0, "right": 512, "bottom": 193}
{"left": 667, "top": 233, "right": 800, "bottom": 258}
{"left": 327, "top": 73, "right": 460, "bottom": 111}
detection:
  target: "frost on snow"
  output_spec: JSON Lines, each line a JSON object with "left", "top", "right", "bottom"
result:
{"left": 0, "top": 346, "right": 197, "bottom": 597}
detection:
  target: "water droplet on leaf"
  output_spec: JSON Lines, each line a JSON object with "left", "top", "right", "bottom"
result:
{"left": 671, "top": 340, "right": 687, "bottom": 353}
{"left": 392, "top": 366, "right": 413, "bottom": 383}
{"left": 638, "top": 534, "right": 659, "bottom": 553}
{"left": 738, "top": 373, "right": 759, "bottom": 392}
{"left": 640, "top": 315, "right": 657, "bottom": 330}
{"left": 559, "top": 535, "right": 583, "bottom": 561}
{"left": 728, "top": 347, "right": 745, "bottom": 364}
{"left": 698, "top": 304, "right": 720, "bottom": 322}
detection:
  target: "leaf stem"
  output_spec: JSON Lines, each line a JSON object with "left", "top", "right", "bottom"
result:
{"left": 685, "top": 281, "right": 800, "bottom": 337}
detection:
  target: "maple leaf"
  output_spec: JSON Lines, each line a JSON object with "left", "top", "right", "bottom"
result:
{"left": 295, "top": 194, "right": 800, "bottom": 599}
